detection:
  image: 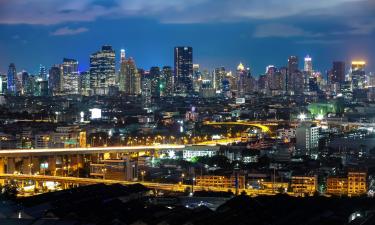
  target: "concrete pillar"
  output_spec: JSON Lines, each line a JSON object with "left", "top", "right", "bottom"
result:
{"left": 7, "top": 157, "right": 16, "bottom": 174}
{"left": 48, "top": 156, "right": 57, "bottom": 175}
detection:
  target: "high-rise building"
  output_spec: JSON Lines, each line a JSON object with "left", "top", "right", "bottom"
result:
{"left": 236, "top": 63, "right": 253, "bottom": 97}
{"left": 80, "top": 71, "right": 91, "bottom": 96}
{"left": 140, "top": 70, "right": 152, "bottom": 108}
{"left": 62, "top": 58, "right": 79, "bottom": 95}
{"left": 39, "top": 64, "right": 47, "bottom": 80}
{"left": 119, "top": 49, "right": 126, "bottom": 92}
{"left": 7, "top": 63, "right": 16, "bottom": 94}
{"left": 304, "top": 55, "right": 313, "bottom": 75}
{"left": 350, "top": 61, "right": 366, "bottom": 90}
{"left": 288, "top": 56, "right": 299, "bottom": 74}
{"left": 214, "top": 67, "right": 226, "bottom": 92}
{"left": 296, "top": 122, "right": 319, "bottom": 156}
{"left": 150, "top": 66, "right": 161, "bottom": 98}
{"left": 287, "top": 56, "right": 304, "bottom": 95}
{"left": 49, "top": 65, "right": 62, "bottom": 95}
{"left": 331, "top": 61, "right": 345, "bottom": 84}
{"left": 162, "top": 66, "right": 173, "bottom": 96}
{"left": 90, "top": 45, "right": 116, "bottom": 95}
{"left": 118, "top": 49, "right": 140, "bottom": 95}
{"left": 20, "top": 71, "right": 29, "bottom": 95}
{"left": 174, "top": 46, "right": 193, "bottom": 94}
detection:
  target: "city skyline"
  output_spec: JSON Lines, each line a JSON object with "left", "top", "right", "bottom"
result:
{"left": 0, "top": 0, "right": 374, "bottom": 74}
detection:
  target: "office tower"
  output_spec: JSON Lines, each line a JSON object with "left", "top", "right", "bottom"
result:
{"left": 162, "top": 66, "right": 173, "bottom": 96}
{"left": 0, "top": 74, "right": 6, "bottom": 94}
{"left": 37, "top": 80, "right": 49, "bottom": 97}
{"left": 121, "top": 57, "right": 140, "bottom": 95}
{"left": 48, "top": 65, "right": 62, "bottom": 95}
{"left": 7, "top": 63, "right": 16, "bottom": 94}
{"left": 288, "top": 56, "right": 299, "bottom": 74}
{"left": 331, "top": 61, "right": 345, "bottom": 84}
{"left": 90, "top": 45, "right": 116, "bottom": 95}
{"left": 39, "top": 64, "right": 47, "bottom": 80}
{"left": 192, "top": 64, "right": 201, "bottom": 92}
{"left": 119, "top": 49, "right": 126, "bottom": 92}
{"left": 266, "top": 65, "right": 282, "bottom": 93}
{"left": 236, "top": 63, "right": 253, "bottom": 97}
{"left": 62, "top": 58, "right": 79, "bottom": 95}
{"left": 304, "top": 55, "right": 313, "bottom": 75}
{"left": 296, "top": 122, "right": 319, "bottom": 156}
{"left": 174, "top": 46, "right": 193, "bottom": 94}
{"left": 279, "top": 67, "right": 288, "bottom": 92}
{"left": 350, "top": 61, "right": 366, "bottom": 90}
{"left": 150, "top": 66, "right": 161, "bottom": 98}
{"left": 214, "top": 67, "right": 226, "bottom": 92}
{"left": 141, "top": 70, "right": 152, "bottom": 107}
{"left": 289, "top": 70, "right": 304, "bottom": 95}
{"left": 287, "top": 56, "right": 303, "bottom": 95}
{"left": 80, "top": 71, "right": 91, "bottom": 96}
{"left": 21, "top": 71, "right": 29, "bottom": 95}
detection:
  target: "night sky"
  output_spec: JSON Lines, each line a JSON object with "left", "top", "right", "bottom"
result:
{"left": 0, "top": 0, "right": 374, "bottom": 75}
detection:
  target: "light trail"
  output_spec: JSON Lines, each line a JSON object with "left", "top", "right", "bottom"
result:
{"left": 0, "top": 145, "right": 185, "bottom": 156}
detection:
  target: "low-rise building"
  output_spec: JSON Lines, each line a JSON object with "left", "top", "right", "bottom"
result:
{"left": 195, "top": 175, "right": 245, "bottom": 189}
{"left": 291, "top": 175, "right": 317, "bottom": 195}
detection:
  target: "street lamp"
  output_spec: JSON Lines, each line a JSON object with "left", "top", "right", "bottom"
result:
{"left": 141, "top": 170, "right": 145, "bottom": 182}
{"left": 181, "top": 173, "right": 185, "bottom": 185}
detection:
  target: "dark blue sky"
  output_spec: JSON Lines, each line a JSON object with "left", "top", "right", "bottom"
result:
{"left": 0, "top": 0, "right": 374, "bottom": 75}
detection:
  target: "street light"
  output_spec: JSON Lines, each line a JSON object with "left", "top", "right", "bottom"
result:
{"left": 141, "top": 170, "right": 146, "bottom": 182}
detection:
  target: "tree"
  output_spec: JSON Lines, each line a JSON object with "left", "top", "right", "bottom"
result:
{"left": 0, "top": 184, "right": 18, "bottom": 201}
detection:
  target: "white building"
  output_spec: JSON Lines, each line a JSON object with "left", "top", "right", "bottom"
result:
{"left": 182, "top": 146, "right": 219, "bottom": 161}
{"left": 295, "top": 123, "right": 319, "bottom": 156}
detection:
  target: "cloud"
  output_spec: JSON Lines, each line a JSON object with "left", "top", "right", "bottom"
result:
{"left": 253, "top": 24, "right": 322, "bottom": 38}
{"left": 0, "top": 0, "right": 371, "bottom": 25}
{"left": 296, "top": 39, "right": 344, "bottom": 44}
{"left": 50, "top": 27, "right": 89, "bottom": 36}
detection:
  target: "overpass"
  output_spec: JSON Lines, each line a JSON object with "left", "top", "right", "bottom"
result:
{"left": 0, "top": 145, "right": 185, "bottom": 157}
{"left": 0, "top": 174, "right": 277, "bottom": 196}
{"left": 203, "top": 121, "right": 272, "bottom": 133}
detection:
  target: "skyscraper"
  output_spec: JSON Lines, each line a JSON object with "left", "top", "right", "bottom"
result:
{"left": 304, "top": 55, "right": 313, "bottom": 75}
{"left": 62, "top": 58, "right": 79, "bottom": 95}
{"left": 39, "top": 64, "right": 47, "bottom": 80}
{"left": 90, "top": 45, "right": 116, "bottom": 95}
{"left": 162, "top": 66, "right": 173, "bottom": 96}
{"left": 236, "top": 63, "right": 253, "bottom": 97}
{"left": 119, "top": 49, "right": 126, "bottom": 92}
{"left": 214, "top": 67, "right": 226, "bottom": 92}
{"left": 48, "top": 65, "right": 62, "bottom": 95}
{"left": 150, "top": 66, "right": 161, "bottom": 98}
{"left": 120, "top": 55, "right": 140, "bottom": 95}
{"left": 350, "top": 61, "right": 366, "bottom": 90}
{"left": 174, "top": 46, "right": 193, "bottom": 94}
{"left": 288, "top": 56, "right": 299, "bottom": 74}
{"left": 7, "top": 63, "right": 16, "bottom": 94}
{"left": 329, "top": 61, "right": 346, "bottom": 85}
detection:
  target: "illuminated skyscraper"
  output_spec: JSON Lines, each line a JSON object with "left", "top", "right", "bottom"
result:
{"left": 119, "top": 49, "right": 126, "bottom": 92}
{"left": 162, "top": 66, "right": 174, "bottom": 96}
{"left": 121, "top": 56, "right": 140, "bottom": 95}
{"left": 214, "top": 67, "right": 226, "bottom": 92}
{"left": 90, "top": 45, "right": 116, "bottom": 95}
{"left": 62, "top": 58, "right": 79, "bottom": 95}
{"left": 174, "top": 46, "right": 193, "bottom": 94}
{"left": 331, "top": 61, "right": 345, "bottom": 84}
{"left": 39, "top": 64, "right": 47, "bottom": 80}
{"left": 7, "top": 63, "right": 16, "bottom": 94}
{"left": 304, "top": 55, "right": 313, "bottom": 75}
{"left": 48, "top": 65, "right": 62, "bottom": 95}
{"left": 236, "top": 63, "right": 253, "bottom": 97}
{"left": 288, "top": 56, "right": 299, "bottom": 74}
{"left": 350, "top": 61, "right": 366, "bottom": 90}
